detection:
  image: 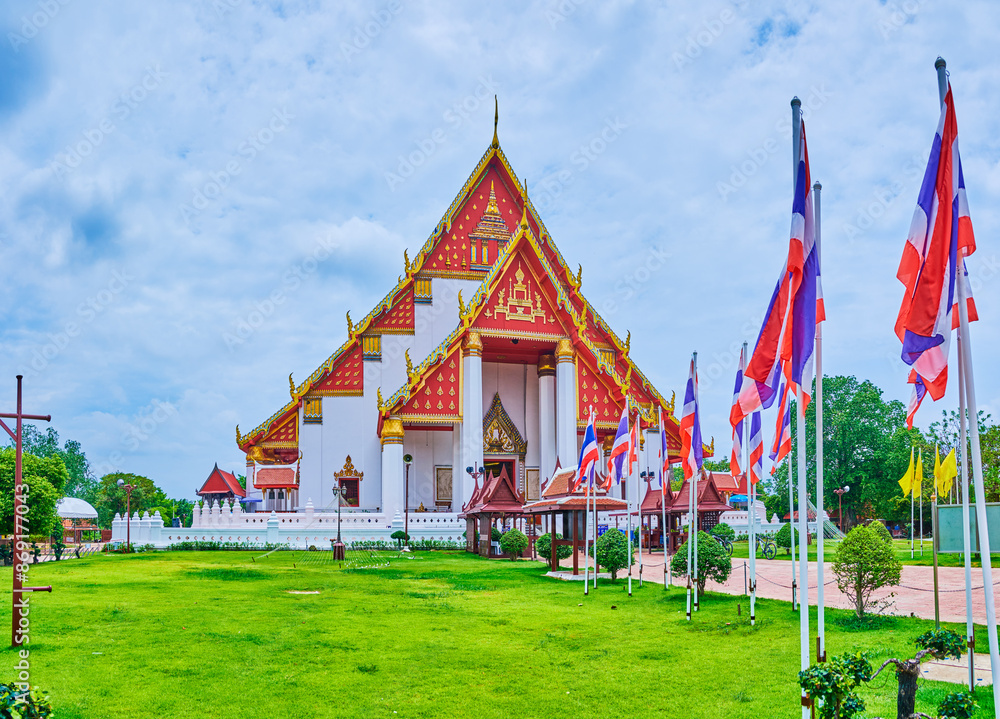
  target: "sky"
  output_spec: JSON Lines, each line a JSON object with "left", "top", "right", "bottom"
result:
{"left": 2, "top": 0, "right": 999, "bottom": 500}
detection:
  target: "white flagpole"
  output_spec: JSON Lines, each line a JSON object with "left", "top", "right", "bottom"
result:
{"left": 686, "top": 469, "right": 693, "bottom": 621}
{"left": 660, "top": 407, "right": 668, "bottom": 590}
{"left": 584, "top": 452, "right": 591, "bottom": 596}
{"left": 938, "top": 55, "right": 1000, "bottom": 708}
{"left": 638, "top": 426, "right": 644, "bottom": 588}
{"left": 793, "top": 96, "right": 811, "bottom": 719}
{"left": 813, "top": 179, "right": 825, "bottom": 663}
{"left": 749, "top": 410, "right": 757, "bottom": 626}
{"left": 789, "top": 452, "right": 797, "bottom": 610}
{"left": 910, "top": 468, "right": 915, "bottom": 560}
{"left": 958, "top": 331, "right": 974, "bottom": 690}
{"left": 919, "top": 462, "right": 924, "bottom": 556}
{"left": 693, "top": 463, "right": 700, "bottom": 612}
{"left": 627, "top": 399, "right": 634, "bottom": 598}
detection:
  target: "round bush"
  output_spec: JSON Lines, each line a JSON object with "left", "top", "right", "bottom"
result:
{"left": 499, "top": 528, "right": 528, "bottom": 560}
{"left": 535, "top": 533, "right": 572, "bottom": 562}
{"left": 866, "top": 520, "right": 893, "bottom": 546}
{"left": 670, "top": 530, "right": 733, "bottom": 594}
{"left": 710, "top": 522, "right": 735, "bottom": 542}
{"left": 775, "top": 522, "right": 799, "bottom": 555}
{"left": 490, "top": 526, "right": 502, "bottom": 542}
{"left": 592, "top": 528, "right": 632, "bottom": 581}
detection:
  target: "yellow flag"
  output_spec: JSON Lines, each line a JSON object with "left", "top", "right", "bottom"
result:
{"left": 934, "top": 446, "right": 942, "bottom": 491}
{"left": 899, "top": 446, "right": 914, "bottom": 496}
{"left": 914, "top": 448, "right": 924, "bottom": 498}
{"left": 938, "top": 448, "right": 958, "bottom": 497}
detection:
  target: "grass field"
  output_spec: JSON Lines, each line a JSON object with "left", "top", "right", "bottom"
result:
{"left": 1, "top": 549, "right": 994, "bottom": 718}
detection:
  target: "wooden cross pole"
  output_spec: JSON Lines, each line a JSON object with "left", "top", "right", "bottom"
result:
{"left": 0, "top": 375, "right": 53, "bottom": 648}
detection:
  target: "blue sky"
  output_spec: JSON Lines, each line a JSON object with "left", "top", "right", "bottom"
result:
{"left": 2, "top": 0, "right": 999, "bottom": 499}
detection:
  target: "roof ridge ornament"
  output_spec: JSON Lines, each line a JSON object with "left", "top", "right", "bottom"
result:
{"left": 346, "top": 311, "right": 354, "bottom": 336}
{"left": 491, "top": 95, "right": 499, "bottom": 149}
{"left": 289, "top": 373, "right": 296, "bottom": 400}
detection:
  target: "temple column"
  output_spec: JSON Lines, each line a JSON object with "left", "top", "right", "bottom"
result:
{"left": 380, "top": 417, "right": 405, "bottom": 520}
{"left": 555, "top": 338, "right": 577, "bottom": 468}
{"left": 537, "top": 353, "right": 556, "bottom": 481}
{"left": 451, "top": 422, "right": 463, "bottom": 512}
{"left": 461, "top": 332, "right": 484, "bottom": 508}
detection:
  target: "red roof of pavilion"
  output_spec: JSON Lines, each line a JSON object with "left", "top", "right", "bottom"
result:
{"left": 667, "top": 473, "right": 731, "bottom": 514}
{"left": 460, "top": 467, "right": 526, "bottom": 517}
{"left": 522, "top": 467, "right": 627, "bottom": 514}
{"left": 711, "top": 471, "right": 742, "bottom": 495}
{"left": 197, "top": 463, "right": 246, "bottom": 498}
{"left": 640, "top": 480, "right": 674, "bottom": 514}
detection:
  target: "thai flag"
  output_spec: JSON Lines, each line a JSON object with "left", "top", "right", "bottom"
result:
{"left": 905, "top": 370, "right": 927, "bottom": 430}
{"left": 680, "top": 358, "right": 703, "bottom": 481}
{"left": 731, "top": 351, "right": 781, "bottom": 427}
{"left": 895, "top": 83, "right": 977, "bottom": 401}
{"left": 769, "top": 381, "right": 792, "bottom": 464}
{"left": 604, "top": 403, "right": 631, "bottom": 489}
{"left": 573, "top": 409, "right": 600, "bottom": 492}
{"left": 659, "top": 407, "right": 670, "bottom": 487}
{"left": 748, "top": 411, "right": 763, "bottom": 486}
{"left": 729, "top": 346, "right": 746, "bottom": 478}
{"left": 743, "top": 118, "right": 821, "bottom": 418}
{"left": 628, "top": 411, "right": 640, "bottom": 476}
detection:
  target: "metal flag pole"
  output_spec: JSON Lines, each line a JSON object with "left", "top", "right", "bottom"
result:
{"left": 789, "top": 452, "right": 797, "bottom": 610}
{"left": 686, "top": 460, "right": 693, "bottom": 621}
{"left": 627, "top": 397, "right": 634, "bottom": 598}
{"left": 814, "top": 179, "right": 826, "bottom": 663}
{"left": 911, "top": 456, "right": 915, "bottom": 560}
{"left": 749, "top": 410, "right": 757, "bottom": 626}
{"left": 938, "top": 56, "right": 1000, "bottom": 708}
{"left": 792, "top": 96, "right": 811, "bottom": 719}
{"left": 919, "top": 450, "right": 924, "bottom": 557}
{"left": 692, "top": 396, "right": 700, "bottom": 612}
{"left": 637, "top": 420, "right": 643, "bottom": 588}
{"left": 584, "top": 447, "right": 591, "bottom": 596}
{"left": 660, "top": 407, "right": 668, "bottom": 591}
{"left": 592, "top": 450, "right": 598, "bottom": 591}
{"left": 932, "top": 490, "right": 940, "bottom": 629}
{"left": 958, "top": 331, "right": 975, "bottom": 690}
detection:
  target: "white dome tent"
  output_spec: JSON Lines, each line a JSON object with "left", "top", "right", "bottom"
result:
{"left": 57, "top": 497, "right": 99, "bottom": 544}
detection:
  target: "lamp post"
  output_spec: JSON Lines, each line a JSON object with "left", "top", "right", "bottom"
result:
{"left": 403, "top": 454, "right": 413, "bottom": 536}
{"left": 117, "top": 478, "right": 136, "bottom": 551}
{"left": 833, "top": 485, "right": 850, "bottom": 533}
{"left": 331, "top": 485, "right": 345, "bottom": 560}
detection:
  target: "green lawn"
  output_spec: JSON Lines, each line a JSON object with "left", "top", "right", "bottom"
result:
{"left": 1, "top": 550, "right": 993, "bottom": 718}
{"left": 729, "top": 538, "right": 1000, "bottom": 568}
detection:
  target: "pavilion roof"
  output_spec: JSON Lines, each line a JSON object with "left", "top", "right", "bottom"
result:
{"left": 197, "top": 463, "right": 246, "bottom": 498}
{"left": 640, "top": 480, "right": 673, "bottom": 514}
{"left": 460, "top": 467, "right": 526, "bottom": 517}
{"left": 667, "top": 473, "right": 731, "bottom": 514}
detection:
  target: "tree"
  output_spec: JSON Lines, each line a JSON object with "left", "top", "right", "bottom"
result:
{"left": 390, "top": 530, "right": 409, "bottom": 548}
{"left": 498, "top": 528, "right": 528, "bottom": 560}
{"left": 774, "top": 522, "right": 798, "bottom": 555}
{"left": 93, "top": 473, "right": 166, "bottom": 528}
{"left": 0, "top": 448, "right": 68, "bottom": 537}
{"left": 798, "top": 652, "right": 872, "bottom": 719}
{"left": 237, "top": 474, "right": 247, "bottom": 491}
{"left": 703, "top": 458, "right": 730, "bottom": 473}
{"left": 709, "top": 522, "right": 734, "bottom": 541}
{"left": 670, "top": 531, "right": 732, "bottom": 594}
{"left": 593, "top": 528, "right": 631, "bottom": 581}
{"left": 832, "top": 524, "right": 902, "bottom": 618}
{"left": 870, "top": 629, "right": 966, "bottom": 719}
{"left": 534, "top": 533, "right": 572, "bottom": 562}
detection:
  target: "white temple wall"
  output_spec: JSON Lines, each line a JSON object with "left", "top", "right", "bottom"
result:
{"left": 402, "top": 429, "right": 453, "bottom": 510}
{"left": 310, "top": 395, "right": 371, "bottom": 511}
{"left": 298, "top": 408, "right": 323, "bottom": 508}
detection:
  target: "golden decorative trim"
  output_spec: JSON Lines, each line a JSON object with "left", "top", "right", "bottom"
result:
{"left": 334, "top": 455, "right": 363, "bottom": 480}
{"left": 463, "top": 332, "right": 483, "bottom": 354}
{"left": 363, "top": 334, "right": 381, "bottom": 360}
{"left": 375, "top": 328, "right": 415, "bottom": 336}
{"left": 418, "top": 269, "right": 487, "bottom": 281}
{"left": 555, "top": 338, "right": 575, "bottom": 360}
{"left": 414, "top": 277, "right": 433, "bottom": 303}
{"left": 602, "top": 435, "right": 614, "bottom": 454}
{"left": 303, "top": 397, "right": 322, "bottom": 424}
{"left": 477, "top": 328, "right": 565, "bottom": 342}
{"left": 381, "top": 417, "right": 404, "bottom": 445}
{"left": 306, "top": 389, "right": 363, "bottom": 397}
{"left": 397, "top": 415, "right": 462, "bottom": 425}
{"left": 537, "top": 353, "right": 556, "bottom": 376}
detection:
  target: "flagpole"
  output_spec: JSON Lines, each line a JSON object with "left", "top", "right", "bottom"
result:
{"left": 813, "top": 179, "right": 825, "bottom": 662}
{"left": 939, "top": 56, "right": 1000, "bottom": 708}
{"left": 627, "top": 398, "right": 634, "bottom": 598}
{"left": 584, "top": 456, "right": 591, "bottom": 596}
{"left": 958, "top": 330, "right": 975, "bottom": 691}
{"left": 638, "top": 423, "right": 643, "bottom": 588}
{"left": 686, "top": 464, "right": 693, "bottom": 621}
{"left": 660, "top": 407, "right": 668, "bottom": 591}
{"left": 789, "top": 452, "right": 797, "bottom": 610}
{"left": 749, "top": 411, "right": 757, "bottom": 626}
{"left": 910, "top": 456, "right": 915, "bottom": 560}
{"left": 919, "top": 452, "right": 924, "bottom": 557}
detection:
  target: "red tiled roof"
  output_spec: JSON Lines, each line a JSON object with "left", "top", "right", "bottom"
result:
{"left": 197, "top": 463, "right": 246, "bottom": 498}
{"left": 640, "top": 480, "right": 673, "bottom": 513}
{"left": 668, "top": 474, "right": 731, "bottom": 514}
{"left": 254, "top": 467, "right": 298, "bottom": 489}
{"left": 711, "top": 471, "right": 741, "bottom": 494}
{"left": 461, "top": 467, "right": 526, "bottom": 517}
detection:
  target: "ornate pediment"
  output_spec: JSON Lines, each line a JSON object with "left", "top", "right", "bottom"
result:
{"left": 483, "top": 393, "right": 526, "bottom": 456}
{"left": 334, "top": 455, "right": 363, "bottom": 481}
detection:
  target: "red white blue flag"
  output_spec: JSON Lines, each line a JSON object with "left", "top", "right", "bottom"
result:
{"left": 628, "top": 411, "right": 640, "bottom": 476}
{"left": 742, "top": 119, "right": 822, "bottom": 421}
{"left": 604, "top": 403, "right": 631, "bottom": 489}
{"left": 905, "top": 370, "right": 927, "bottom": 430}
{"left": 895, "top": 83, "right": 978, "bottom": 401}
{"left": 573, "top": 409, "right": 600, "bottom": 492}
{"left": 680, "top": 358, "right": 703, "bottom": 481}
{"left": 769, "top": 381, "right": 792, "bottom": 465}
{"left": 748, "top": 411, "right": 763, "bottom": 487}
{"left": 729, "top": 346, "right": 746, "bottom": 478}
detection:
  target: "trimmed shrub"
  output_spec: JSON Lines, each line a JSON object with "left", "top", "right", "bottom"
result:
{"left": 594, "top": 528, "right": 631, "bottom": 581}
{"left": 775, "top": 522, "right": 798, "bottom": 555}
{"left": 938, "top": 691, "right": 977, "bottom": 719}
{"left": 865, "top": 520, "right": 893, "bottom": 546}
{"left": 832, "top": 523, "right": 902, "bottom": 618}
{"left": 498, "top": 529, "right": 528, "bottom": 560}
{"left": 390, "top": 530, "right": 409, "bottom": 549}
{"left": 535, "top": 533, "right": 572, "bottom": 562}
{"left": 490, "top": 526, "right": 502, "bottom": 542}
{"left": 670, "top": 530, "right": 733, "bottom": 594}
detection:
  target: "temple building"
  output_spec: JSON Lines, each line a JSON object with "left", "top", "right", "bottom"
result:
{"left": 232, "top": 114, "right": 694, "bottom": 539}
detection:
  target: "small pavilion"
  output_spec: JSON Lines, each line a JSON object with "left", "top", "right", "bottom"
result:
{"left": 195, "top": 463, "right": 246, "bottom": 503}
{"left": 460, "top": 467, "right": 530, "bottom": 558}
{"left": 664, "top": 471, "right": 732, "bottom": 552}
{"left": 639, "top": 480, "right": 676, "bottom": 551}
{"left": 523, "top": 467, "right": 627, "bottom": 574}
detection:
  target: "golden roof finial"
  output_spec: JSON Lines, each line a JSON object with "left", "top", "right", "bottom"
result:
{"left": 625, "top": 330, "right": 631, "bottom": 356}
{"left": 346, "top": 311, "right": 354, "bottom": 336}
{"left": 519, "top": 177, "right": 530, "bottom": 231}
{"left": 491, "top": 95, "right": 499, "bottom": 149}
{"left": 486, "top": 181, "right": 500, "bottom": 215}
{"left": 574, "top": 264, "right": 583, "bottom": 289}
{"left": 236, "top": 425, "right": 243, "bottom": 446}
{"left": 403, "top": 249, "right": 411, "bottom": 274}
{"left": 289, "top": 373, "right": 296, "bottom": 399}
{"left": 405, "top": 349, "right": 414, "bottom": 378}
{"left": 377, "top": 387, "right": 384, "bottom": 412}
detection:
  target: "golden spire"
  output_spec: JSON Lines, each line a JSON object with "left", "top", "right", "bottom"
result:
{"left": 491, "top": 95, "right": 499, "bottom": 149}
{"left": 486, "top": 181, "right": 500, "bottom": 215}
{"left": 289, "top": 373, "right": 296, "bottom": 399}
{"left": 519, "top": 177, "right": 530, "bottom": 231}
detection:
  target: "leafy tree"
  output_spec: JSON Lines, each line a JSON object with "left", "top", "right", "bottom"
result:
{"left": 870, "top": 629, "right": 965, "bottom": 719}
{"left": 0, "top": 448, "right": 68, "bottom": 537}
{"left": 865, "top": 519, "right": 893, "bottom": 546}
{"left": 534, "top": 533, "right": 572, "bottom": 562}
{"left": 774, "top": 522, "right": 799, "bottom": 555}
{"left": 390, "top": 530, "right": 409, "bottom": 548}
{"left": 93, "top": 473, "right": 166, "bottom": 528}
{"left": 798, "top": 652, "right": 872, "bottom": 719}
{"left": 938, "top": 691, "right": 978, "bottom": 719}
{"left": 703, "top": 458, "right": 730, "bottom": 473}
{"left": 832, "top": 524, "right": 902, "bottom": 618}
{"left": 237, "top": 474, "right": 247, "bottom": 490}
{"left": 498, "top": 528, "right": 528, "bottom": 560}
{"left": 709, "top": 522, "right": 734, "bottom": 541}
{"left": 15, "top": 425, "right": 97, "bottom": 503}
{"left": 593, "top": 528, "right": 631, "bottom": 581}
{"left": 670, "top": 530, "right": 732, "bottom": 594}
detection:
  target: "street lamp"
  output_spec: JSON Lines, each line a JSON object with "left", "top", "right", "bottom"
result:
{"left": 833, "top": 485, "right": 850, "bottom": 533}
{"left": 117, "top": 478, "right": 136, "bottom": 552}
{"left": 403, "top": 454, "right": 414, "bottom": 536}
{"left": 331, "top": 485, "right": 346, "bottom": 560}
